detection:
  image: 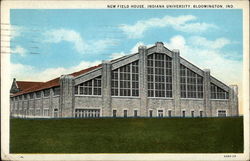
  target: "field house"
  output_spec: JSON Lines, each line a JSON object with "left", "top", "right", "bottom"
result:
{"left": 9, "top": 42, "right": 239, "bottom": 118}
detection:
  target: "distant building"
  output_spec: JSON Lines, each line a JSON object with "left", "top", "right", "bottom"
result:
{"left": 10, "top": 42, "right": 239, "bottom": 118}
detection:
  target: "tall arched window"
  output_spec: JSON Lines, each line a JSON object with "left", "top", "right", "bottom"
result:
{"left": 147, "top": 53, "right": 172, "bottom": 98}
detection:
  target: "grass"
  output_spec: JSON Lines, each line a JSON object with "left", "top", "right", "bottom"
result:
{"left": 10, "top": 117, "right": 243, "bottom": 153}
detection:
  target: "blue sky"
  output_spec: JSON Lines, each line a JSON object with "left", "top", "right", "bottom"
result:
{"left": 10, "top": 9, "right": 242, "bottom": 85}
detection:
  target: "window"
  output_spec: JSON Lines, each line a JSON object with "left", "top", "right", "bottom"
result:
{"left": 158, "top": 110, "right": 163, "bottom": 117}
{"left": 134, "top": 110, "right": 138, "bottom": 117}
{"left": 36, "top": 91, "right": 41, "bottom": 98}
{"left": 218, "top": 110, "right": 226, "bottom": 117}
{"left": 75, "top": 76, "right": 102, "bottom": 96}
{"left": 120, "top": 64, "right": 131, "bottom": 96}
{"left": 131, "top": 61, "right": 139, "bottom": 96}
{"left": 191, "top": 111, "right": 194, "bottom": 117}
{"left": 29, "top": 93, "right": 34, "bottom": 99}
{"left": 182, "top": 111, "right": 186, "bottom": 117}
{"left": 111, "top": 69, "right": 119, "bottom": 96}
{"left": 200, "top": 111, "right": 203, "bottom": 117}
{"left": 53, "top": 87, "right": 60, "bottom": 96}
{"left": 210, "top": 83, "right": 229, "bottom": 99}
{"left": 93, "top": 77, "right": 102, "bottom": 95}
{"left": 111, "top": 61, "right": 139, "bottom": 97}
{"left": 147, "top": 53, "right": 172, "bottom": 98}
{"left": 124, "top": 110, "right": 128, "bottom": 118}
{"left": 44, "top": 89, "right": 50, "bottom": 97}
{"left": 29, "top": 109, "right": 34, "bottom": 116}
{"left": 24, "top": 94, "right": 28, "bottom": 100}
{"left": 19, "top": 95, "right": 22, "bottom": 100}
{"left": 149, "top": 110, "right": 153, "bottom": 117}
{"left": 43, "top": 109, "right": 49, "bottom": 116}
{"left": 113, "top": 110, "right": 117, "bottom": 117}
{"left": 84, "top": 80, "right": 92, "bottom": 95}
{"left": 36, "top": 109, "right": 40, "bottom": 115}
{"left": 15, "top": 97, "right": 18, "bottom": 101}
{"left": 180, "top": 64, "right": 203, "bottom": 98}
{"left": 75, "top": 86, "right": 79, "bottom": 95}
{"left": 168, "top": 110, "right": 172, "bottom": 117}
{"left": 75, "top": 109, "right": 100, "bottom": 118}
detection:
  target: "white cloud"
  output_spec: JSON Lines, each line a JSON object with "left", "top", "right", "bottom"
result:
{"left": 44, "top": 28, "right": 117, "bottom": 54}
{"left": 10, "top": 25, "right": 24, "bottom": 40}
{"left": 11, "top": 46, "right": 27, "bottom": 56}
{"left": 119, "top": 15, "right": 217, "bottom": 39}
{"left": 11, "top": 61, "right": 101, "bottom": 82}
{"left": 164, "top": 35, "right": 241, "bottom": 85}
{"left": 109, "top": 41, "right": 146, "bottom": 59}
{"left": 10, "top": 63, "right": 35, "bottom": 83}
{"left": 44, "top": 28, "right": 88, "bottom": 53}
{"left": 189, "top": 36, "right": 231, "bottom": 49}
{"left": 92, "top": 39, "right": 118, "bottom": 53}
{"left": 173, "top": 22, "right": 216, "bottom": 33}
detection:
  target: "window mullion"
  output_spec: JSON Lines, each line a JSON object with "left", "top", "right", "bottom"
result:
{"left": 215, "top": 85, "right": 217, "bottom": 99}
{"left": 153, "top": 54, "right": 155, "bottom": 97}
{"left": 185, "top": 68, "right": 188, "bottom": 98}
{"left": 195, "top": 74, "right": 198, "bottom": 98}
{"left": 164, "top": 54, "right": 167, "bottom": 98}
{"left": 130, "top": 63, "right": 132, "bottom": 96}
{"left": 92, "top": 79, "right": 94, "bottom": 95}
{"left": 118, "top": 68, "right": 120, "bottom": 96}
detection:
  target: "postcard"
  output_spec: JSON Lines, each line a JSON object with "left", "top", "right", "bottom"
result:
{"left": 1, "top": 0, "right": 249, "bottom": 161}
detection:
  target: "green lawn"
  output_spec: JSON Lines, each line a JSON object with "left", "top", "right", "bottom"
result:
{"left": 10, "top": 117, "right": 243, "bottom": 153}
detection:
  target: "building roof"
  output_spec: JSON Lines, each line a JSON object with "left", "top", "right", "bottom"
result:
{"left": 12, "top": 64, "right": 102, "bottom": 97}
{"left": 16, "top": 81, "right": 44, "bottom": 91}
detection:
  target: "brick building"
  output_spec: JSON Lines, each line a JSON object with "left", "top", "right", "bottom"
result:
{"left": 10, "top": 42, "right": 239, "bottom": 118}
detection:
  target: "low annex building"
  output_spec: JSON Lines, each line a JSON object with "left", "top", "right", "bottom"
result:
{"left": 10, "top": 42, "right": 239, "bottom": 118}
